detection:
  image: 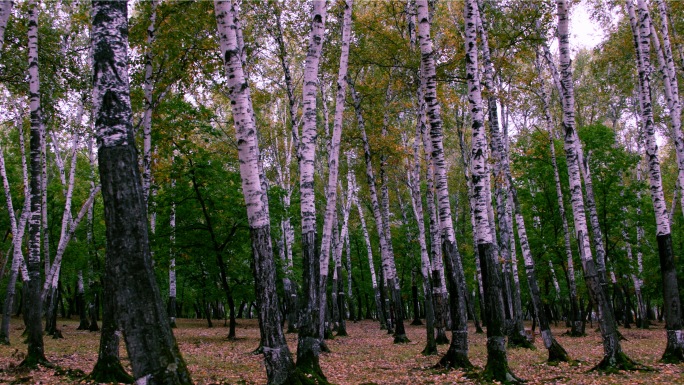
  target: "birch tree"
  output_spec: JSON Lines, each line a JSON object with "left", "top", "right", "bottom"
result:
{"left": 555, "top": 0, "right": 638, "bottom": 371}
{"left": 475, "top": 0, "right": 530, "bottom": 349}
{"left": 214, "top": 1, "right": 304, "bottom": 383}
{"left": 627, "top": 0, "right": 684, "bottom": 364}
{"left": 92, "top": 1, "right": 192, "bottom": 383}
{"left": 464, "top": 0, "right": 519, "bottom": 380}
{"left": 23, "top": 0, "right": 48, "bottom": 367}
{"left": 319, "top": 0, "right": 353, "bottom": 342}
{"left": 417, "top": 0, "right": 471, "bottom": 369}
{"left": 534, "top": 48, "right": 583, "bottom": 336}
{"left": 509, "top": 181, "right": 570, "bottom": 363}
{"left": 350, "top": 81, "right": 408, "bottom": 343}
{"left": 295, "top": 0, "right": 329, "bottom": 380}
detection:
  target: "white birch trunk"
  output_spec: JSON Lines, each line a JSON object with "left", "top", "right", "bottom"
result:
{"left": 142, "top": 0, "right": 160, "bottom": 209}
{"left": 0, "top": 1, "right": 12, "bottom": 55}
{"left": 557, "top": 0, "right": 625, "bottom": 366}
{"left": 319, "top": 0, "right": 352, "bottom": 340}
{"left": 417, "top": 0, "right": 470, "bottom": 365}
{"left": 215, "top": 1, "right": 297, "bottom": 381}
{"left": 351, "top": 173, "right": 384, "bottom": 325}
{"left": 628, "top": 0, "right": 684, "bottom": 362}
{"left": 650, "top": 1, "right": 684, "bottom": 218}
{"left": 294, "top": 0, "right": 327, "bottom": 376}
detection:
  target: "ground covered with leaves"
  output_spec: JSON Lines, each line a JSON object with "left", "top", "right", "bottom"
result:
{"left": 0, "top": 317, "right": 682, "bottom": 384}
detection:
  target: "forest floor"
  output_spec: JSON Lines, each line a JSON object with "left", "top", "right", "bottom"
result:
{"left": 0, "top": 316, "right": 682, "bottom": 384}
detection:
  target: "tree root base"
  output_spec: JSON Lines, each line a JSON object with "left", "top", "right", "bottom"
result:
{"left": 660, "top": 347, "right": 684, "bottom": 364}
{"left": 480, "top": 368, "right": 526, "bottom": 385}
{"left": 393, "top": 334, "right": 410, "bottom": 344}
{"left": 590, "top": 352, "right": 652, "bottom": 374}
{"left": 87, "top": 356, "right": 133, "bottom": 384}
{"left": 547, "top": 339, "right": 571, "bottom": 365}
{"left": 19, "top": 354, "right": 53, "bottom": 370}
{"left": 433, "top": 349, "right": 473, "bottom": 371}
{"left": 435, "top": 335, "right": 449, "bottom": 345}
{"left": 411, "top": 319, "right": 423, "bottom": 326}
{"left": 422, "top": 344, "right": 438, "bottom": 356}
{"left": 508, "top": 332, "right": 535, "bottom": 350}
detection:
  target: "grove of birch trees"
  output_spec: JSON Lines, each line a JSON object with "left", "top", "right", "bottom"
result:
{"left": 0, "top": 0, "right": 683, "bottom": 384}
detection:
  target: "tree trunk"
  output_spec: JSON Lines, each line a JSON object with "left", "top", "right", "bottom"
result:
{"left": 351, "top": 174, "right": 386, "bottom": 329}
{"left": 169, "top": 192, "right": 177, "bottom": 329}
{"left": 22, "top": 0, "right": 47, "bottom": 367}
{"left": 292, "top": 0, "right": 328, "bottom": 380}
{"left": 214, "top": 1, "right": 300, "bottom": 383}
{"left": 535, "top": 49, "right": 583, "bottom": 336}
{"left": 0, "top": 1, "right": 12, "bottom": 55}
{"left": 92, "top": 2, "right": 192, "bottom": 383}
{"left": 628, "top": 0, "right": 684, "bottom": 364}
{"left": 417, "top": 0, "right": 472, "bottom": 368}
{"left": 405, "top": 105, "right": 437, "bottom": 354}
{"left": 319, "top": 0, "right": 352, "bottom": 345}
{"left": 141, "top": 0, "right": 160, "bottom": 210}
{"left": 510, "top": 183, "right": 570, "bottom": 363}
{"left": 475, "top": 1, "right": 529, "bottom": 348}
{"left": 464, "top": 0, "right": 519, "bottom": 380}
{"left": 555, "top": 0, "right": 637, "bottom": 371}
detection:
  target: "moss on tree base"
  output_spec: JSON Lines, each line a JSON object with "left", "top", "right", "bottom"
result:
{"left": 19, "top": 354, "right": 53, "bottom": 369}
{"left": 87, "top": 356, "right": 134, "bottom": 384}
{"left": 547, "top": 339, "right": 571, "bottom": 364}
{"left": 393, "top": 333, "right": 410, "bottom": 344}
{"left": 422, "top": 340, "right": 438, "bottom": 356}
{"left": 660, "top": 346, "right": 684, "bottom": 364}
{"left": 590, "top": 351, "right": 651, "bottom": 374}
{"left": 507, "top": 331, "right": 535, "bottom": 350}
{"left": 434, "top": 348, "right": 473, "bottom": 371}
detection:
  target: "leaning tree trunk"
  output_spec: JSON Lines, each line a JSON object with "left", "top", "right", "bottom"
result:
{"left": 214, "top": 1, "right": 300, "bottom": 383}
{"left": 510, "top": 183, "right": 570, "bottom": 363}
{"left": 89, "top": 256, "right": 133, "bottom": 384}
{"left": 319, "top": 0, "right": 352, "bottom": 344}
{"left": 406, "top": 106, "right": 437, "bottom": 355}
{"left": 476, "top": 1, "right": 530, "bottom": 348}
{"left": 464, "top": 0, "right": 519, "bottom": 381}
{"left": 351, "top": 174, "right": 386, "bottom": 328}
{"left": 556, "top": 0, "right": 637, "bottom": 371}
{"left": 653, "top": 0, "right": 684, "bottom": 219}
{"left": 0, "top": 142, "right": 30, "bottom": 345}
{"left": 417, "top": 0, "right": 471, "bottom": 369}
{"left": 378, "top": 95, "right": 409, "bottom": 344}
{"left": 535, "top": 49, "right": 583, "bottom": 336}
{"left": 22, "top": 0, "right": 47, "bottom": 367}
{"left": 628, "top": 0, "right": 684, "bottom": 364}
{"left": 422, "top": 121, "right": 449, "bottom": 344}
{"left": 92, "top": 2, "right": 192, "bottom": 383}
{"left": 349, "top": 82, "right": 402, "bottom": 339}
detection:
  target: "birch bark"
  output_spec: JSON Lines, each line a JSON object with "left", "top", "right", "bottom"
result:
{"left": 627, "top": 0, "right": 684, "bottom": 363}
{"left": 92, "top": 1, "right": 192, "bottom": 383}
{"left": 319, "top": 0, "right": 352, "bottom": 342}
{"left": 349, "top": 81, "right": 408, "bottom": 343}
{"left": 465, "top": 0, "right": 519, "bottom": 380}
{"left": 405, "top": 114, "right": 437, "bottom": 355}
{"left": 295, "top": 1, "right": 328, "bottom": 379}
{"left": 23, "top": 0, "right": 47, "bottom": 366}
{"left": 350, "top": 173, "right": 385, "bottom": 328}
{"left": 510, "top": 182, "right": 570, "bottom": 363}
{"left": 535, "top": 47, "right": 583, "bottom": 336}
{"left": 214, "top": 1, "right": 299, "bottom": 382}
{"left": 557, "top": 0, "right": 635, "bottom": 370}
{"left": 417, "top": 0, "right": 471, "bottom": 368}
{"left": 475, "top": 1, "right": 530, "bottom": 348}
